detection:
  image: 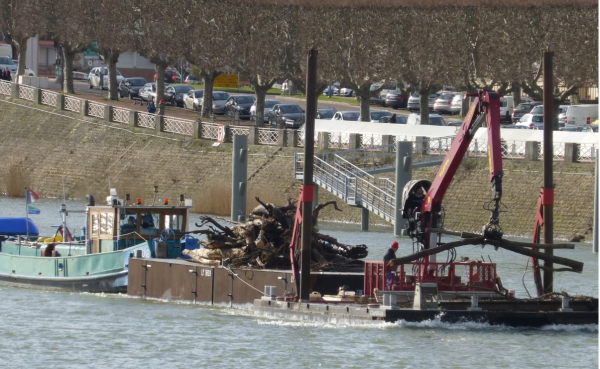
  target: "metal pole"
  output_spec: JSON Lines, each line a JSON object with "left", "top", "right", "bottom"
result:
{"left": 542, "top": 50, "right": 554, "bottom": 293}
{"left": 594, "top": 148, "right": 599, "bottom": 253}
{"left": 300, "top": 48, "right": 317, "bottom": 302}
{"left": 394, "top": 141, "right": 413, "bottom": 235}
{"left": 231, "top": 135, "right": 248, "bottom": 222}
{"left": 361, "top": 207, "right": 369, "bottom": 231}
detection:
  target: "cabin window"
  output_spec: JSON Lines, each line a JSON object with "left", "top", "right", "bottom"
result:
{"left": 140, "top": 213, "right": 160, "bottom": 236}
{"left": 100, "top": 213, "right": 114, "bottom": 235}
{"left": 92, "top": 214, "right": 99, "bottom": 235}
{"left": 120, "top": 213, "right": 138, "bottom": 234}
{"left": 165, "top": 214, "right": 183, "bottom": 233}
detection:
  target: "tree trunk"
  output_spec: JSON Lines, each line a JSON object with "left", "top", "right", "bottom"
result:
{"left": 201, "top": 71, "right": 217, "bottom": 118}
{"left": 356, "top": 85, "right": 370, "bottom": 122}
{"left": 419, "top": 90, "right": 430, "bottom": 126}
{"left": 107, "top": 53, "right": 120, "bottom": 100}
{"left": 512, "top": 83, "right": 522, "bottom": 107}
{"left": 254, "top": 86, "right": 268, "bottom": 127}
{"left": 62, "top": 46, "right": 76, "bottom": 94}
{"left": 15, "top": 36, "right": 27, "bottom": 77}
{"left": 155, "top": 63, "right": 167, "bottom": 104}
{"left": 250, "top": 75, "right": 276, "bottom": 127}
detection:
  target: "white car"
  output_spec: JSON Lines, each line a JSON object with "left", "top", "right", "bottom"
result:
{"left": 433, "top": 92, "right": 460, "bottom": 114}
{"left": 450, "top": 94, "right": 463, "bottom": 114}
{"left": 406, "top": 113, "right": 447, "bottom": 126}
{"left": 515, "top": 114, "right": 544, "bottom": 129}
{"left": 250, "top": 99, "right": 281, "bottom": 123}
{"left": 339, "top": 87, "right": 353, "bottom": 97}
{"left": 183, "top": 89, "right": 204, "bottom": 110}
{"left": 12, "top": 60, "right": 35, "bottom": 76}
{"left": 88, "top": 67, "right": 124, "bottom": 90}
{"left": 332, "top": 111, "right": 360, "bottom": 121}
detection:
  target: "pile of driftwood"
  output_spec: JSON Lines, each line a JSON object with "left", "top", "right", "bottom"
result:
{"left": 183, "top": 198, "right": 367, "bottom": 271}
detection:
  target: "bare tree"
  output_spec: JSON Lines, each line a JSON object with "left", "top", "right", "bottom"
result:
{"left": 85, "top": 0, "right": 135, "bottom": 100}
{"left": 0, "top": 0, "right": 40, "bottom": 77}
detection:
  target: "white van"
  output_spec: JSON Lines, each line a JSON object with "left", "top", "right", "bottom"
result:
{"left": 500, "top": 96, "right": 514, "bottom": 123}
{"left": 0, "top": 43, "right": 12, "bottom": 59}
{"left": 564, "top": 104, "right": 599, "bottom": 127}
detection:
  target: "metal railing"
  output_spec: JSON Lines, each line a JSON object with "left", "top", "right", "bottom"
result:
{"left": 164, "top": 117, "right": 194, "bottom": 136}
{"left": 18, "top": 85, "right": 35, "bottom": 101}
{"left": 112, "top": 107, "right": 130, "bottom": 124}
{"left": 201, "top": 122, "right": 220, "bottom": 140}
{"left": 137, "top": 112, "right": 156, "bottom": 129}
{"left": 64, "top": 95, "right": 82, "bottom": 113}
{"left": 41, "top": 90, "right": 58, "bottom": 106}
{"left": 258, "top": 128, "right": 279, "bottom": 145}
{"left": 87, "top": 101, "right": 105, "bottom": 118}
{"left": 230, "top": 125, "right": 250, "bottom": 136}
{"left": 0, "top": 80, "right": 11, "bottom": 95}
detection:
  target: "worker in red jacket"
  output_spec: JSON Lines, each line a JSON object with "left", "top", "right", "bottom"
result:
{"left": 384, "top": 241, "right": 399, "bottom": 289}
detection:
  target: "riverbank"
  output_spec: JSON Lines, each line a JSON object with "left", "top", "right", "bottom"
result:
{"left": 0, "top": 96, "right": 596, "bottom": 241}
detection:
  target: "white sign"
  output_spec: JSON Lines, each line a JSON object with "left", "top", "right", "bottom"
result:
{"left": 217, "top": 124, "right": 226, "bottom": 143}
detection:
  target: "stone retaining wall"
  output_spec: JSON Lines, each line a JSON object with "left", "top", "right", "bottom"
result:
{"left": 0, "top": 97, "right": 595, "bottom": 241}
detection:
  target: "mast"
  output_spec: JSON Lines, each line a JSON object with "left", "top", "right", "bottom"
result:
{"left": 299, "top": 48, "right": 317, "bottom": 301}
{"left": 542, "top": 50, "right": 554, "bottom": 293}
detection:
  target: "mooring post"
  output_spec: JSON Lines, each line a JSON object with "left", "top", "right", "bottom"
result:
{"left": 300, "top": 48, "right": 318, "bottom": 302}
{"left": 361, "top": 207, "right": 369, "bottom": 231}
{"left": 231, "top": 135, "right": 248, "bottom": 222}
{"left": 594, "top": 148, "right": 599, "bottom": 253}
{"left": 542, "top": 50, "right": 554, "bottom": 293}
{"left": 394, "top": 141, "right": 413, "bottom": 236}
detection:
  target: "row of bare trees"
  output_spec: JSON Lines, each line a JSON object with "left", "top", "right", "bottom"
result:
{"left": 0, "top": 0, "right": 597, "bottom": 128}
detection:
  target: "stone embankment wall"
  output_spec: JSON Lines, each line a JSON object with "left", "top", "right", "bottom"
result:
{"left": 0, "top": 96, "right": 596, "bottom": 241}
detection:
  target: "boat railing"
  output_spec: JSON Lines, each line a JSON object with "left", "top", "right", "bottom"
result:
{"left": 113, "top": 232, "right": 148, "bottom": 251}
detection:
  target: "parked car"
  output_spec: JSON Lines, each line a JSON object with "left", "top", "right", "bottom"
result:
{"left": 332, "top": 111, "right": 360, "bottom": 121}
{"left": 184, "top": 75, "right": 200, "bottom": 84}
{"left": 12, "top": 60, "right": 35, "bottom": 76}
{"left": 323, "top": 85, "right": 339, "bottom": 96}
{"left": 118, "top": 77, "right": 148, "bottom": 99}
{"left": 250, "top": 99, "right": 281, "bottom": 123}
{"left": 529, "top": 105, "right": 544, "bottom": 115}
{"left": 384, "top": 91, "right": 408, "bottom": 109}
{"left": 154, "top": 68, "right": 182, "bottom": 84}
{"left": 406, "top": 113, "right": 447, "bottom": 126}
{"left": 370, "top": 110, "right": 392, "bottom": 122}
{"left": 88, "top": 67, "right": 124, "bottom": 90}
{"left": 72, "top": 71, "right": 88, "bottom": 81}
{"left": 370, "top": 83, "right": 382, "bottom": 104}
{"left": 339, "top": 87, "right": 353, "bottom": 97}
{"left": 224, "top": 95, "right": 256, "bottom": 119}
{"left": 515, "top": 114, "right": 544, "bottom": 129}
{"left": 407, "top": 92, "right": 440, "bottom": 112}
{"left": 447, "top": 121, "right": 463, "bottom": 127}
{"left": 378, "top": 83, "right": 401, "bottom": 107}
{"left": 171, "top": 84, "right": 194, "bottom": 108}
{"left": 138, "top": 83, "right": 175, "bottom": 104}
{"left": 511, "top": 102, "right": 540, "bottom": 122}
{"left": 379, "top": 115, "right": 408, "bottom": 124}
{"left": 433, "top": 93, "right": 460, "bottom": 114}
{"left": 267, "top": 103, "right": 305, "bottom": 127}
{"left": 0, "top": 56, "right": 16, "bottom": 74}
{"left": 450, "top": 94, "right": 463, "bottom": 115}
{"left": 317, "top": 107, "right": 337, "bottom": 119}
{"left": 183, "top": 89, "right": 203, "bottom": 110}
{"left": 201, "top": 91, "right": 230, "bottom": 114}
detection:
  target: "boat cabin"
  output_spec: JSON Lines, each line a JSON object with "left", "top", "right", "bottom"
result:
{"left": 87, "top": 201, "right": 190, "bottom": 254}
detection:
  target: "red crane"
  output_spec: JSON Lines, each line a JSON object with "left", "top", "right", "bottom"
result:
{"left": 412, "top": 89, "right": 505, "bottom": 252}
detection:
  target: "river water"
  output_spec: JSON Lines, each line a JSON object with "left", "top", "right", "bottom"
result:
{"left": 0, "top": 196, "right": 597, "bottom": 368}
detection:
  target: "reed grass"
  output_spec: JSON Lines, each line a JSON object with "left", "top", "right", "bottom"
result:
{"left": 3, "top": 161, "right": 28, "bottom": 197}
{"left": 193, "top": 182, "right": 289, "bottom": 216}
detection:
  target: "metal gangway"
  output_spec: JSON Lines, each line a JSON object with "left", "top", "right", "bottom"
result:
{"left": 294, "top": 138, "right": 451, "bottom": 225}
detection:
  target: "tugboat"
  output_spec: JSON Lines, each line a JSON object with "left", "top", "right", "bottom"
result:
{"left": 0, "top": 188, "right": 196, "bottom": 292}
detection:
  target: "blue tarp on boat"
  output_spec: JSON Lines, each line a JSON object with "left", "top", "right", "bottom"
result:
{"left": 0, "top": 217, "right": 39, "bottom": 236}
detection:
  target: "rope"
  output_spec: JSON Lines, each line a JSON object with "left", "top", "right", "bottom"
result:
{"left": 221, "top": 264, "right": 266, "bottom": 296}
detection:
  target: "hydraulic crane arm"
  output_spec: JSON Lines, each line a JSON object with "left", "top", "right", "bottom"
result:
{"left": 421, "top": 90, "right": 504, "bottom": 243}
